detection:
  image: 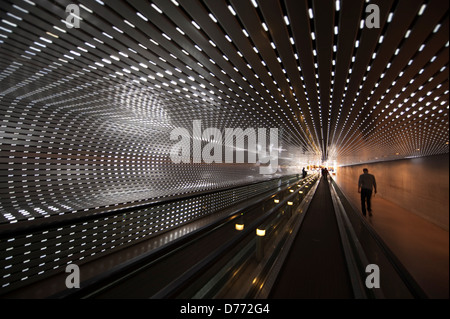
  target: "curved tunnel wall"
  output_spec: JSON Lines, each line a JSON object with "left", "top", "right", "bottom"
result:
{"left": 1, "top": 0, "right": 448, "bottom": 226}
{"left": 0, "top": 93, "right": 310, "bottom": 224}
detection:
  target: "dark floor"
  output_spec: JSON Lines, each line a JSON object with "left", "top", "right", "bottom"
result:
{"left": 4, "top": 174, "right": 447, "bottom": 299}
{"left": 336, "top": 174, "right": 449, "bottom": 299}
{"left": 269, "top": 177, "right": 354, "bottom": 299}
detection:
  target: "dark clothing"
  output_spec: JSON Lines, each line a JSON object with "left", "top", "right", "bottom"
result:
{"left": 358, "top": 172, "right": 376, "bottom": 216}
{"left": 360, "top": 188, "right": 372, "bottom": 216}
{"left": 358, "top": 173, "right": 376, "bottom": 192}
{"left": 321, "top": 168, "right": 329, "bottom": 184}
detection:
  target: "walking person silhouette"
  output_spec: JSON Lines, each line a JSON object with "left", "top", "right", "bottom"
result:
{"left": 358, "top": 168, "right": 377, "bottom": 217}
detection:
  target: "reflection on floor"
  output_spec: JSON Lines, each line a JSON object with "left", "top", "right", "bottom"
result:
{"left": 335, "top": 175, "right": 449, "bottom": 299}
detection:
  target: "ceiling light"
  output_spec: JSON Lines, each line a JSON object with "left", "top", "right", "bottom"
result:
{"left": 228, "top": 5, "right": 237, "bottom": 16}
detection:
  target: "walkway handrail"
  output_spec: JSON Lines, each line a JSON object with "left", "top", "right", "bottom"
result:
{"left": 0, "top": 174, "right": 300, "bottom": 238}
{"left": 50, "top": 174, "right": 307, "bottom": 298}
{"left": 329, "top": 176, "right": 428, "bottom": 299}
{"left": 249, "top": 174, "right": 321, "bottom": 299}
{"left": 329, "top": 177, "right": 379, "bottom": 298}
{"left": 150, "top": 175, "right": 318, "bottom": 299}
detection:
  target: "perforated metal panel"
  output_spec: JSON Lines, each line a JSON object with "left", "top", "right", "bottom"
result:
{"left": 0, "top": 3, "right": 309, "bottom": 223}
{"left": 0, "top": 174, "right": 297, "bottom": 294}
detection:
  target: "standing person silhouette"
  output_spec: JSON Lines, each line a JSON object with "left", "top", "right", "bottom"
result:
{"left": 302, "top": 167, "right": 307, "bottom": 179}
{"left": 321, "top": 167, "right": 329, "bottom": 184}
{"left": 358, "top": 168, "right": 377, "bottom": 217}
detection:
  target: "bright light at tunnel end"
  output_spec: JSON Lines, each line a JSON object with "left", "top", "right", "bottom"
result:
{"left": 169, "top": 120, "right": 279, "bottom": 175}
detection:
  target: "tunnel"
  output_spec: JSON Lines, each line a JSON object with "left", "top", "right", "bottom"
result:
{"left": 0, "top": 0, "right": 448, "bottom": 306}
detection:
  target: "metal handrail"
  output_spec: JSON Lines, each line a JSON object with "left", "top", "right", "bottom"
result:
{"left": 329, "top": 177, "right": 372, "bottom": 299}
{"left": 191, "top": 174, "right": 320, "bottom": 299}
{"left": 249, "top": 174, "right": 321, "bottom": 299}
{"left": 329, "top": 177, "right": 428, "bottom": 299}
{"left": 49, "top": 174, "right": 305, "bottom": 298}
{"left": 151, "top": 176, "right": 317, "bottom": 299}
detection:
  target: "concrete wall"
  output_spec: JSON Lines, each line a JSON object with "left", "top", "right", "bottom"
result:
{"left": 336, "top": 153, "right": 449, "bottom": 231}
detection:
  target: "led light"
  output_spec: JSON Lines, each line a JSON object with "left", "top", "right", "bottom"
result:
{"left": 2, "top": 19, "right": 17, "bottom": 28}
{"left": 387, "top": 12, "right": 394, "bottom": 23}
{"left": 79, "top": 4, "right": 93, "bottom": 13}
{"left": 53, "top": 26, "right": 66, "bottom": 33}
{"left": 12, "top": 4, "right": 29, "bottom": 13}
{"left": 417, "top": 4, "right": 427, "bottom": 16}
{"left": 151, "top": 3, "right": 163, "bottom": 14}
{"left": 228, "top": 5, "right": 237, "bottom": 16}
{"left": 256, "top": 228, "right": 266, "bottom": 237}
{"left": 124, "top": 20, "right": 135, "bottom": 28}
{"left": 235, "top": 224, "right": 244, "bottom": 231}
{"left": 433, "top": 24, "right": 441, "bottom": 33}
{"left": 209, "top": 13, "right": 217, "bottom": 23}
{"left": 102, "top": 32, "right": 113, "bottom": 39}
{"left": 287, "top": 201, "right": 293, "bottom": 206}
{"left": 274, "top": 199, "right": 279, "bottom": 203}
{"left": 136, "top": 12, "right": 148, "bottom": 21}
{"left": 284, "top": 16, "right": 290, "bottom": 26}
{"left": 112, "top": 26, "right": 123, "bottom": 33}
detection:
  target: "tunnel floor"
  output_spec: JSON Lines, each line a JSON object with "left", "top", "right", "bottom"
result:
{"left": 269, "top": 177, "right": 353, "bottom": 299}
{"left": 336, "top": 176, "right": 449, "bottom": 299}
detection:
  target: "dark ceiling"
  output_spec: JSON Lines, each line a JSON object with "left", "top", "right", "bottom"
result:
{"left": 1, "top": 0, "right": 449, "bottom": 161}
{"left": 1, "top": 0, "right": 448, "bottom": 164}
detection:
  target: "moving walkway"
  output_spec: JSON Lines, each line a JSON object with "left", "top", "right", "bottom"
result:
{"left": 0, "top": 173, "right": 426, "bottom": 299}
